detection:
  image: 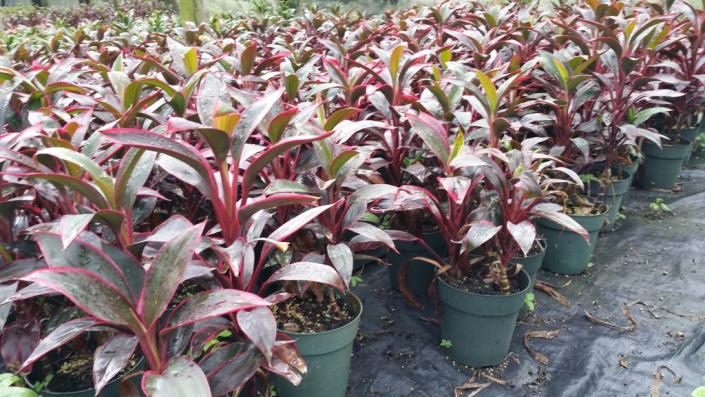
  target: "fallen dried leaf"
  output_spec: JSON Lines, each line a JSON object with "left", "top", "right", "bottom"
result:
{"left": 629, "top": 301, "right": 705, "bottom": 321}
{"left": 585, "top": 305, "right": 637, "bottom": 332}
{"left": 480, "top": 371, "right": 509, "bottom": 386}
{"left": 650, "top": 365, "right": 682, "bottom": 397}
{"left": 454, "top": 373, "right": 491, "bottom": 397}
{"left": 619, "top": 355, "right": 629, "bottom": 368}
{"left": 523, "top": 330, "right": 560, "bottom": 365}
{"left": 534, "top": 280, "right": 571, "bottom": 307}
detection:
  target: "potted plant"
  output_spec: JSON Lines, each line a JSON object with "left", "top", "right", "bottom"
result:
{"left": 250, "top": 103, "right": 401, "bottom": 397}
{"left": 395, "top": 109, "right": 585, "bottom": 366}
{"left": 525, "top": 50, "right": 609, "bottom": 273}
{"left": 615, "top": 6, "right": 702, "bottom": 189}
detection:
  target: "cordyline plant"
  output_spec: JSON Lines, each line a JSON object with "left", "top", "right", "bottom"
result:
{"left": 395, "top": 112, "right": 587, "bottom": 295}
{"left": 467, "top": 140, "right": 587, "bottom": 294}
{"left": 264, "top": 101, "right": 401, "bottom": 299}
{"left": 570, "top": 8, "right": 678, "bottom": 174}
{"left": 654, "top": 0, "right": 705, "bottom": 133}
{"left": 10, "top": 220, "right": 277, "bottom": 396}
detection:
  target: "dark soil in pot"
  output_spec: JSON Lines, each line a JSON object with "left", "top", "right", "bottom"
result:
{"left": 271, "top": 292, "right": 362, "bottom": 397}
{"left": 387, "top": 230, "right": 447, "bottom": 295}
{"left": 26, "top": 352, "right": 142, "bottom": 397}
{"left": 537, "top": 202, "right": 608, "bottom": 275}
{"left": 639, "top": 138, "right": 691, "bottom": 190}
{"left": 438, "top": 268, "right": 531, "bottom": 367}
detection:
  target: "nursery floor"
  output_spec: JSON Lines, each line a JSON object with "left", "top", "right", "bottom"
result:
{"left": 349, "top": 158, "right": 705, "bottom": 397}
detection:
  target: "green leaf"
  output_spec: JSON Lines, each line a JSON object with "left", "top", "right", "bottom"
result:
{"left": 474, "top": 70, "right": 498, "bottom": 114}
{"left": 330, "top": 150, "right": 359, "bottom": 179}
{"left": 183, "top": 47, "right": 199, "bottom": 75}
{"left": 324, "top": 108, "right": 360, "bottom": 131}
{"left": 267, "top": 108, "right": 298, "bottom": 143}
{"left": 284, "top": 74, "right": 299, "bottom": 101}
{"left": 35, "top": 148, "right": 114, "bottom": 205}
{"left": 389, "top": 44, "right": 405, "bottom": 83}
{"left": 241, "top": 42, "right": 257, "bottom": 75}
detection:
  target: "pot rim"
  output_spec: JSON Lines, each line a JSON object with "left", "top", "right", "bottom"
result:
{"left": 437, "top": 268, "right": 531, "bottom": 299}
{"left": 276, "top": 291, "right": 363, "bottom": 337}
{"left": 24, "top": 357, "right": 144, "bottom": 395}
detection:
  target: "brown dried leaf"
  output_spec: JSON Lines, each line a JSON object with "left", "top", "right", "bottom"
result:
{"left": 534, "top": 280, "right": 571, "bottom": 307}
{"left": 523, "top": 330, "right": 560, "bottom": 365}
{"left": 650, "top": 366, "right": 681, "bottom": 397}
{"left": 454, "top": 373, "right": 491, "bottom": 397}
{"left": 585, "top": 305, "right": 637, "bottom": 332}
{"left": 619, "top": 355, "right": 629, "bottom": 368}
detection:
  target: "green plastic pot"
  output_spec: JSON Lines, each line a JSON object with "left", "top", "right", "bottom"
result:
{"left": 638, "top": 138, "right": 691, "bottom": 190}
{"left": 387, "top": 230, "right": 447, "bottom": 295}
{"left": 273, "top": 293, "right": 362, "bottom": 397}
{"left": 588, "top": 171, "right": 631, "bottom": 232}
{"left": 536, "top": 207, "right": 608, "bottom": 275}
{"left": 681, "top": 127, "right": 699, "bottom": 166}
{"left": 513, "top": 242, "right": 546, "bottom": 317}
{"left": 27, "top": 359, "right": 143, "bottom": 397}
{"left": 512, "top": 240, "right": 546, "bottom": 289}
{"left": 438, "top": 268, "right": 530, "bottom": 367}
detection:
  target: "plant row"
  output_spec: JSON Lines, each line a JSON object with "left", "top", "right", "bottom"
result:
{"left": 0, "top": 0, "right": 703, "bottom": 396}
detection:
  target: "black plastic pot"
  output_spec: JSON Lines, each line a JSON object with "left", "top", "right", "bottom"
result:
{"left": 681, "top": 127, "right": 700, "bottom": 166}
{"left": 638, "top": 138, "right": 691, "bottom": 190}
{"left": 438, "top": 268, "right": 530, "bottom": 367}
{"left": 588, "top": 171, "right": 631, "bottom": 232}
{"left": 27, "top": 359, "right": 143, "bottom": 397}
{"left": 536, "top": 206, "right": 608, "bottom": 275}
{"left": 273, "top": 293, "right": 362, "bottom": 397}
{"left": 387, "top": 230, "right": 447, "bottom": 295}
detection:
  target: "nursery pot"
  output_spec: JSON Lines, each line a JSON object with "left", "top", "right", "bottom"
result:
{"left": 638, "top": 138, "right": 691, "bottom": 190}
{"left": 513, "top": 242, "right": 546, "bottom": 317}
{"left": 27, "top": 359, "right": 143, "bottom": 397}
{"left": 438, "top": 268, "right": 531, "bottom": 367}
{"left": 512, "top": 240, "right": 546, "bottom": 290}
{"left": 387, "top": 230, "right": 447, "bottom": 295}
{"left": 588, "top": 171, "right": 631, "bottom": 232}
{"left": 681, "top": 127, "right": 699, "bottom": 166}
{"left": 536, "top": 206, "right": 608, "bottom": 275}
{"left": 273, "top": 293, "right": 362, "bottom": 397}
